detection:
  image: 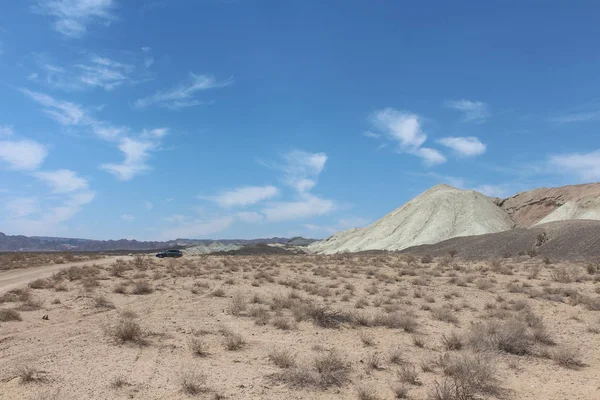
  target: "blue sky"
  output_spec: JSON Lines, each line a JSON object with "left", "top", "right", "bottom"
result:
{"left": 0, "top": 0, "right": 599, "bottom": 240}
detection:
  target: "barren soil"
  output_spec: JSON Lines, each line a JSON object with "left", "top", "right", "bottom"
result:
{"left": 1, "top": 254, "right": 599, "bottom": 400}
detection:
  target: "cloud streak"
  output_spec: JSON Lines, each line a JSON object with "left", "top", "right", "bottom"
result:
{"left": 202, "top": 185, "right": 279, "bottom": 208}
{"left": 134, "top": 73, "right": 233, "bottom": 110}
{"left": 438, "top": 136, "right": 487, "bottom": 157}
{"left": 0, "top": 139, "right": 48, "bottom": 170}
{"left": 33, "top": 0, "right": 116, "bottom": 38}
{"left": 444, "top": 99, "right": 490, "bottom": 123}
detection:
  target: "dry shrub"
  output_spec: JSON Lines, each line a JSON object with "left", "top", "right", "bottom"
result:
{"left": 180, "top": 370, "right": 209, "bottom": 395}
{"left": 550, "top": 267, "right": 572, "bottom": 283}
{"left": 110, "top": 261, "right": 129, "bottom": 277}
{"left": 391, "top": 382, "right": 410, "bottom": 398}
{"left": 373, "top": 311, "right": 418, "bottom": 332}
{"left": 389, "top": 347, "right": 405, "bottom": 365}
{"left": 467, "top": 319, "right": 532, "bottom": 355}
{"left": 553, "top": 346, "right": 584, "bottom": 369}
{"left": 0, "top": 308, "right": 22, "bottom": 322}
{"left": 107, "top": 315, "right": 145, "bottom": 345}
{"left": 0, "top": 288, "right": 30, "bottom": 303}
{"left": 439, "top": 353, "right": 498, "bottom": 395}
{"left": 421, "top": 255, "right": 434, "bottom": 264}
{"left": 308, "top": 304, "right": 352, "bottom": 329}
{"left": 359, "top": 330, "right": 375, "bottom": 347}
{"left": 223, "top": 331, "right": 245, "bottom": 351}
{"left": 212, "top": 288, "right": 226, "bottom": 297}
{"left": 18, "top": 365, "right": 44, "bottom": 384}
{"left": 431, "top": 306, "right": 459, "bottom": 325}
{"left": 28, "top": 278, "right": 53, "bottom": 289}
{"left": 442, "top": 332, "right": 463, "bottom": 351}
{"left": 249, "top": 306, "right": 270, "bottom": 325}
{"left": 131, "top": 281, "right": 153, "bottom": 295}
{"left": 272, "top": 315, "right": 297, "bottom": 330}
{"left": 228, "top": 292, "right": 247, "bottom": 316}
{"left": 113, "top": 283, "right": 128, "bottom": 294}
{"left": 313, "top": 350, "right": 351, "bottom": 387}
{"left": 269, "top": 349, "right": 297, "bottom": 369}
{"left": 93, "top": 295, "right": 115, "bottom": 309}
{"left": 189, "top": 337, "right": 209, "bottom": 357}
{"left": 397, "top": 364, "right": 421, "bottom": 386}
{"left": 357, "top": 384, "right": 381, "bottom": 400}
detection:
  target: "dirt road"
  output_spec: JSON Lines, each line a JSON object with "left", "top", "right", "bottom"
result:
{"left": 0, "top": 256, "right": 130, "bottom": 294}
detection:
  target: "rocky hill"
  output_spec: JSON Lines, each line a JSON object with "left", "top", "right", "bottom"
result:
{"left": 310, "top": 183, "right": 600, "bottom": 254}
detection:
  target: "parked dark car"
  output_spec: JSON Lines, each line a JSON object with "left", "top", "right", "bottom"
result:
{"left": 156, "top": 249, "right": 183, "bottom": 258}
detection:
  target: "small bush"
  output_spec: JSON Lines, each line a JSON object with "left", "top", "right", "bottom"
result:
{"left": 441, "top": 332, "right": 463, "bottom": 351}
{"left": 180, "top": 370, "right": 209, "bottom": 395}
{"left": 269, "top": 349, "right": 297, "bottom": 369}
{"left": 0, "top": 308, "right": 22, "bottom": 322}
{"left": 131, "top": 281, "right": 153, "bottom": 295}
{"left": 18, "top": 366, "right": 42, "bottom": 384}
{"left": 107, "top": 317, "right": 145, "bottom": 345}
{"left": 357, "top": 384, "right": 381, "bottom": 400}
{"left": 397, "top": 364, "right": 421, "bottom": 386}
{"left": 228, "top": 292, "right": 247, "bottom": 316}
{"left": 391, "top": 382, "right": 410, "bottom": 398}
{"left": 308, "top": 304, "right": 351, "bottom": 329}
{"left": 359, "top": 331, "right": 375, "bottom": 347}
{"left": 28, "top": 278, "right": 53, "bottom": 289}
{"left": 553, "top": 346, "right": 584, "bottom": 369}
{"left": 431, "top": 306, "right": 459, "bottom": 325}
{"left": 189, "top": 337, "right": 209, "bottom": 357}
{"left": 94, "top": 295, "right": 116, "bottom": 309}
{"left": 272, "top": 315, "right": 297, "bottom": 330}
{"left": 223, "top": 331, "right": 245, "bottom": 351}
{"left": 212, "top": 288, "right": 226, "bottom": 297}
{"left": 421, "top": 255, "right": 433, "bottom": 264}
{"left": 314, "top": 350, "right": 350, "bottom": 387}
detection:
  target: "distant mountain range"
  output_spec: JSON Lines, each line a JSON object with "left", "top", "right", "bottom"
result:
{"left": 0, "top": 232, "right": 292, "bottom": 252}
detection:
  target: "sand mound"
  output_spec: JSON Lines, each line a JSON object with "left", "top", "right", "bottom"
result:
{"left": 309, "top": 184, "right": 514, "bottom": 254}
{"left": 183, "top": 242, "right": 241, "bottom": 255}
{"left": 534, "top": 199, "right": 600, "bottom": 225}
{"left": 401, "top": 219, "right": 600, "bottom": 260}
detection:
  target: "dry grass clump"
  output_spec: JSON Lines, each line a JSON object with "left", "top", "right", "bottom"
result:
{"left": 467, "top": 319, "right": 532, "bottom": 355}
{"left": 308, "top": 304, "right": 352, "bottom": 328}
{"left": 17, "top": 365, "right": 48, "bottom": 384}
{"left": 431, "top": 306, "right": 459, "bottom": 325}
{"left": 131, "top": 281, "right": 153, "bottom": 295}
{"left": 373, "top": 311, "right": 419, "bottom": 332}
{"left": 228, "top": 292, "right": 247, "bottom": 316}
{"left": 441, "top": 332, "right": 463, "bottom": 351}
{"left": 222, "top": 330, "right": 246, "bottom": 351}
{"left": 107, "top": 314, "right": 145, "bottom": 345}
{"left": 268, "top": 349, "right": 297, "bottom": 368}
{"left": 188, "top": 337, "right": 210, "bottom": 357}
{"left": 553, "top": 346, "right": 584, "bottom": 369}
{"left": 272, "top": 315, "right": 297, "bottom": 330}
{"left": 391, "top": 382, "right": 411, "bottom": 399}
{"left": 28, "top": 278, "right": 54, "bottom": 289}
{"left": 274, "top": 350, "right": 350, "bottom": 389}
{"left": 0, "top": 308, "right": 22, "bottom": 322}
{"left": 110, "top": 375, "right": 130, "bottom": 389}
{"left": 93, "top": 295, "right": 116, "bottom": 309}
{"left": 430, "top": 352, "right": 499, "bottom": 399}
{"left": 359, "top": 330, "right": 375, "bottom": 346}
{"left": 180, "top": 370, "right": 210, "bottom": 395}
{"left": 397, "top": 364, "right": 421, "bottom": 386}
{"left": 357, "top": 384, "right": 381, "bottom": 400}
{"left": 0, "top": 288, "right": 31, "bottom": 303}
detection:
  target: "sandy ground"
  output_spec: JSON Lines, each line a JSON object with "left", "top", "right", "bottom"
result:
{"left": 1, "top": 254, "right": 599, "bottom": 400}
{"left": 0, "top": 256, "right": 129, "bottom": 295}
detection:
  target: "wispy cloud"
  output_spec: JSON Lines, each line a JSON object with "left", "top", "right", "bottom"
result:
{"left": 141, "top": 46, "right": 154, "bottom": 69}
{"left": 444, "top": 99, "right": 490, "bottom": 123}
{"left": 262, "top": 194, "right": 336, "bottom": 222}
{"left": 33, "top": 0, "right": 116, "bottom": 38}
{"left": 549, "top": 110, "right": 600, "bottom": 123}
{"left": 0, "top": 139, "right": 48, "bottom": 170}
{"left": 100, "top": 138, "right": 156, "bottom": 180}
{"left": 368, "top": 108, "right": 446, "bottom": 166}
{"left": 201, "top": 185, "right": 279, "bottom": 208}
{"left": 549, "top": 150, "right": 600, "bottom": 181}
{"left": 144, "top": 201, "right": 153, "bottom": 210}
{"left": 0, "top": 125, "right": 14, "bottom": 137}
{"left": 160, "top": 216, "right": 234, "bottom": 239}
{"left": 262, "top": 150, "right": 328, "bottom": 193}
{"left": 438, "top": 136, "right": 487, "bottom": 157}
{"left": 134, "top": 73, "right": 233, "bottom": 110}
{"left": 34, "top": 169, "right": 89, "bottom": 193}
{"left": 4, "top": 197, "right": 41, "bottom": 218}
{"left": 22, "top": 89, "right": 86, "bottom": 125}
{"left": 32, "top": 54, "right": 143, "bottom": 92}
{"left": 120, "top": 214, "right": 135, "bottom": 222}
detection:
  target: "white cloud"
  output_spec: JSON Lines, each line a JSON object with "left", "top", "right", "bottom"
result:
{"left": 100, "top": 138, "right": 155, "bottom": 180}
{"left": 34, "top": 169, "right": 89, "bottom": 193}
{"left": 203, "top": 185, "right": 279, "bottom": 208}
{"left": 237, "top": 211, "right": 263, "bottom": 223}
{"left": 370, "top": 109, "right": 427, "bottom": 150}
{"left": 134, "top": 73, "right": 233, "bottom": 110}
{"left": 0, "top": 139, "right": 48, "bottom": 170}
{"left": 549, "top": 150, "right": 600, "bottom": 181}
{"left": 369, "top": 108, "right": 446, "bottom": 166}
{"left": 4, "top": 190, "right": 95, "bottom": 235}
{"left": 141, "top": 46, "right": 154, "bottom": 69}
{"left": 33, "top": 0, "right": 116, "bottom": 38}
{"left": 160, "top": 216, "right": 234, "bottom": 239}
{"left": 22, "top": 89, "right": 86, "bottom": 125}
{"left": 120, "top": 214, "right": 135, "bottom": 222}
{"left": 414, "top": 147, "right": 447, "bottom": 165}
{"left": 4, "top": 197, "right": 41, "bottom": 218}
{"left": 74, "top": 56, "right": 134, "bottom": 91}
{"left": 0, "top": 125, "right": 14, "bottom": 137}
{"left": 262, "top": 194, "right": 336, "bottom": 222}
{"left": 266, "top": 150, "right": 327, "bottom": 193}
{"left": 163, "top": 214, "right": 188, "bottom": 223}
{"left": 141, "top": 128, "right": 169, "bottom": 138}
{"left": 444, "top": 99, "right": 490, "bottom": 123}
{"left": 144, "top": 201, "right": 153, "bottom": 210}
{"left": 438, "top": 136, "right": 487, "bottom": 157}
